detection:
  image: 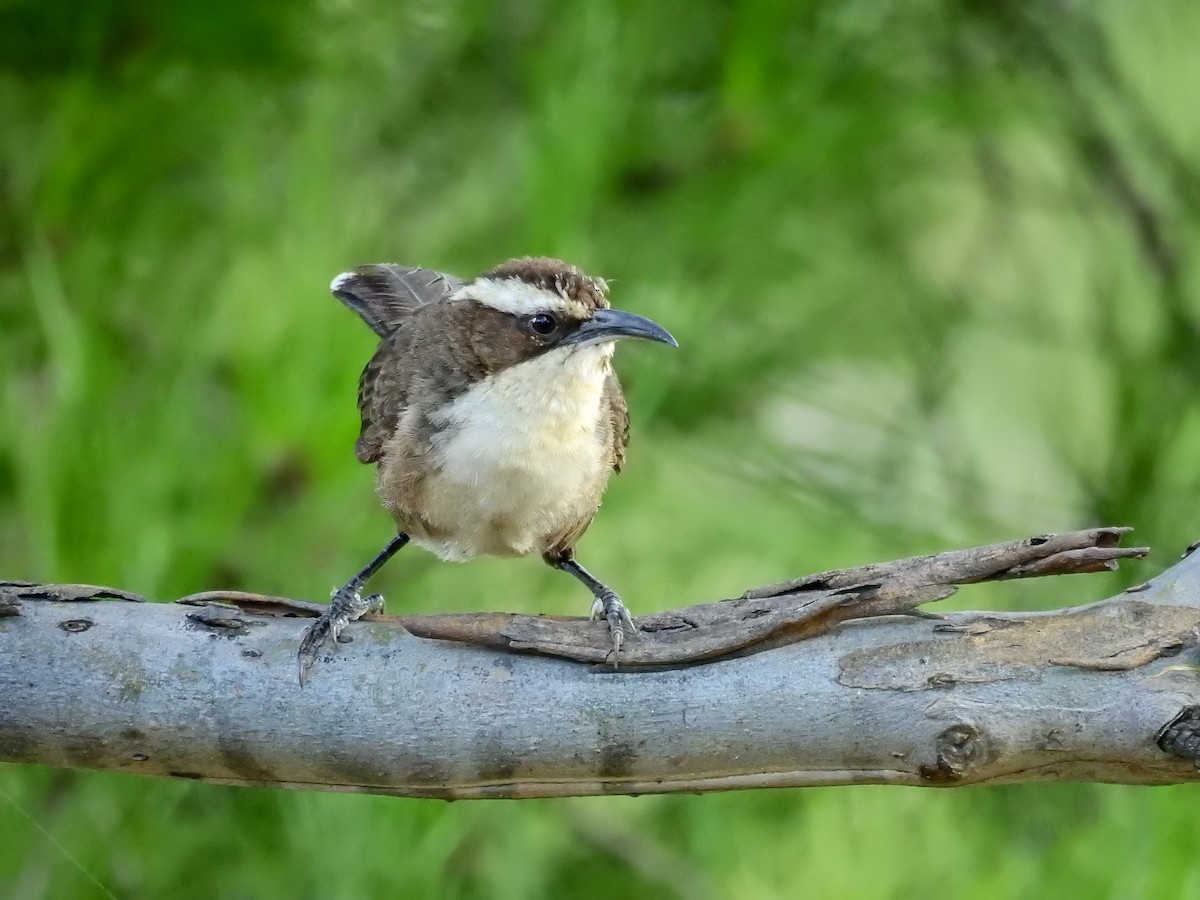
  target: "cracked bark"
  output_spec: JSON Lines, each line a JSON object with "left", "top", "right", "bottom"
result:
{"left": 3, "top": 527, "right": 1200, "bottom": 799}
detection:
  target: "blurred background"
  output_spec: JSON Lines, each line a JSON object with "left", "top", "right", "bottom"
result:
{"left": 2, "top": 0, "right": 1200, "bottom": 896}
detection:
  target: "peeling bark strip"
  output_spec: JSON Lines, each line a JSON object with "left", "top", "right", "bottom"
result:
{"left": 3, "top": 528, "right": 1200, "bottom": 798}
{"left": 183, "top": 526, "right": 1147, "bottom": 667}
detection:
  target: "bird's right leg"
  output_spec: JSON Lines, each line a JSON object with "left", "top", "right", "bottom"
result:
{"left": 544, "top": 550, "right": 636, "bottom": 658}
{"left": 297, "top": 532, "right": 410, "bottom": 686}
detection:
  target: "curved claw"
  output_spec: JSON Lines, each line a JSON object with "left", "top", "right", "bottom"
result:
{"left": 589, "top": 591, "right": 637, "bottom": 663}
{"left": 588, "top": 597, "right": 605, "bottom": 621}
{"left": 296, "top": 586, "right": 384, "bottom": 687}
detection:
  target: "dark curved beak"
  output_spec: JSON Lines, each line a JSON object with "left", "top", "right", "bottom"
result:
{"left": 561, "top": 308, "right": 678, "bottom": 350}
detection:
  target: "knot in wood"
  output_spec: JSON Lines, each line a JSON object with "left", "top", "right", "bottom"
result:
{"left": 919, "top": 722, "right": 992, "bottom": 783}
{"left": 185, "top": 607, "right": 250, "bottom": 637}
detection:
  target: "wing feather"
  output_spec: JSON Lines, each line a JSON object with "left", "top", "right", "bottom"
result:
{"left": 605, "top": 372, "right": 630, "bottom": 474}
{"left": 354, "top": 337, "right": 410, "bottom": 463}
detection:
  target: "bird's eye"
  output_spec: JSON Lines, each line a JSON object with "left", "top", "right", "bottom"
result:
{"left": 528, "top": 313, "right": 557, "bottom": 335}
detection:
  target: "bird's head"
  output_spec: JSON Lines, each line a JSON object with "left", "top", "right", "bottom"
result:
{"left": 456, "top": 257, "right": 677, "bottom": 366}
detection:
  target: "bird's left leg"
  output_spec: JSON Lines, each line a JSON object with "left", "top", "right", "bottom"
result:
{"left": 297, "top": 532, "right": 410, "bottom": 686}
{"left": 544, "top": 550, "right": 636, "bottom": 656}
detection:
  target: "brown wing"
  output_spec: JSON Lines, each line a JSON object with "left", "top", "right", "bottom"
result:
{"left": 333, "top": 264, "right": 463, "bottom": 463}
{"left": 605, "top": 371, "right": 630, "bottom": 474}
{"left": 355, "top": 331, "right": 413, "bottom": 463}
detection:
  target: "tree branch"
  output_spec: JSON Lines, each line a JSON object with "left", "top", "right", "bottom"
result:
{"left": 3, "top": 527, "right": 1200, "bottom": 799}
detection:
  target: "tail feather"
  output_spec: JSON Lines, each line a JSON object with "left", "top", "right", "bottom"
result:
{"left": 330, "top": 264, "right": 464, "bottom": 337}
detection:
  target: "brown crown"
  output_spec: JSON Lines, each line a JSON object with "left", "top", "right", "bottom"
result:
{"left": 481, "top": 257, "right": 609, "bottom": 312}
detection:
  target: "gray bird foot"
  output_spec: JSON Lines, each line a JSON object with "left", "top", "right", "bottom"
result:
{"left": 297, "top": 586, "right": 385, "bottom": 687}
{"left": 589, "top": 590, "right": 637, "bottom": 659}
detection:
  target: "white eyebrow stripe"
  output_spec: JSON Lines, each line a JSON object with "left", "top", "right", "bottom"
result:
{"left": 456, "top": 278, "right": 589, "bottom": 320}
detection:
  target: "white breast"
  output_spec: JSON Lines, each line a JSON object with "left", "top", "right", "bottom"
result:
{"left": 414, "top": 344, "right": 614, "bottom": 560}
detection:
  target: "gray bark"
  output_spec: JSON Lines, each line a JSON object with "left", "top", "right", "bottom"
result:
{"left": 3, "top": 528, "right": 1200, "bottom": 799}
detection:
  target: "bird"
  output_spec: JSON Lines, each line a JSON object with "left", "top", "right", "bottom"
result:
{"left": 297, "top": 256, "right": 677, "bottom": 684}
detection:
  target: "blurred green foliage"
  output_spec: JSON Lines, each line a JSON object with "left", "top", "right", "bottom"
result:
{"left": 3, "top": 0, "right": 1200, "bottom": 896}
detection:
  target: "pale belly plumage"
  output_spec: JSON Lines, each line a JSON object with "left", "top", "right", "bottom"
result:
{"left": 387, "top": 344, "right": 614, "bottom": 561}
